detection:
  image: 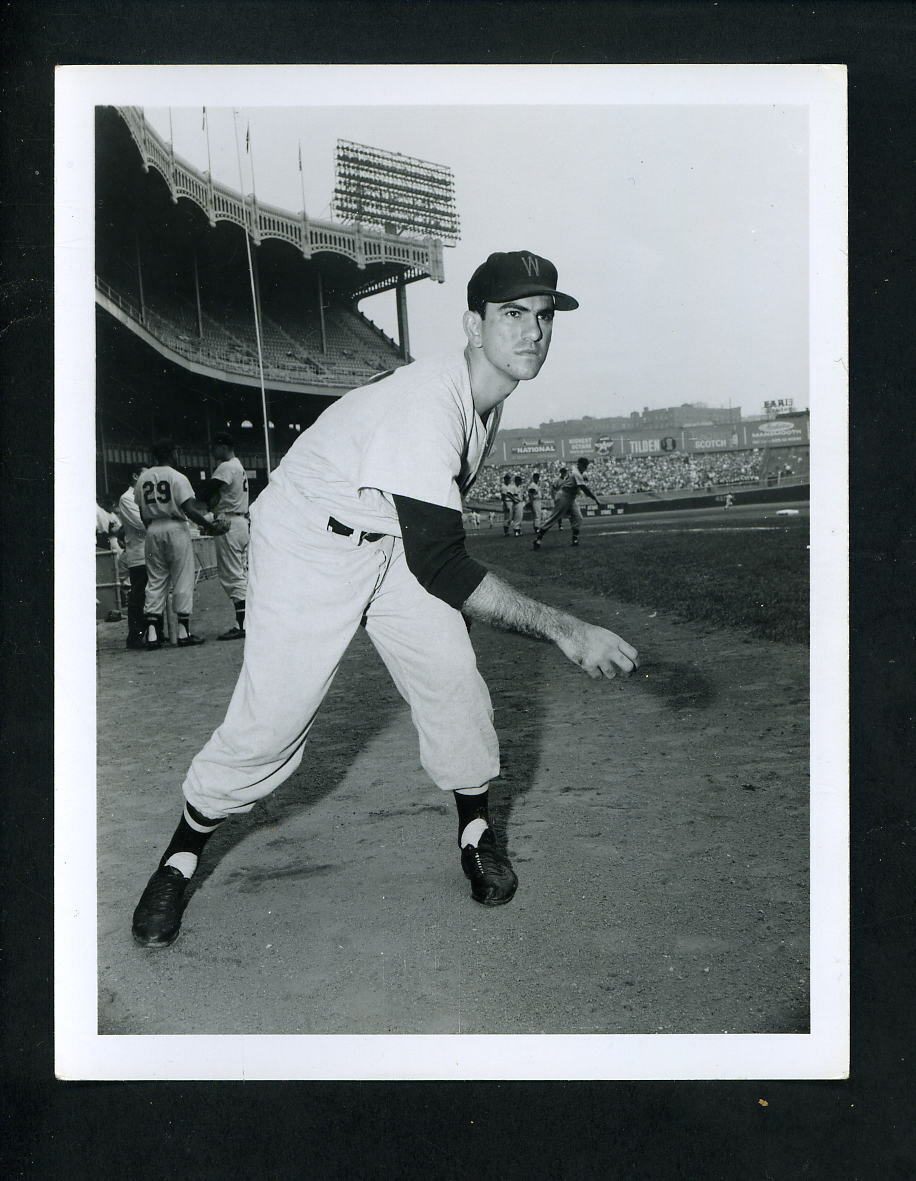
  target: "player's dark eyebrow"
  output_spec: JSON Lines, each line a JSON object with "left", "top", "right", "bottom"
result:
{"left": 497, "top": 301, "right": 555, "bottom": 314}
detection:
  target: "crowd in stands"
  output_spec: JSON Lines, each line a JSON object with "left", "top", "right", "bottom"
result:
{"left": 99, "top": 275, "right": 403, "bottom": 387}
{"left": 470, "top": 449, "right": 767, "bottom": 502}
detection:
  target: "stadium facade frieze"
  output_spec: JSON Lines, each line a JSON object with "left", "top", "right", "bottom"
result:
{"left": 116, "top": 106, "right": 445, "bottom": 287}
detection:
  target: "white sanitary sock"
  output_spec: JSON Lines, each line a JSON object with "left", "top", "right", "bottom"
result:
{"left": 165, "top": 851, "right": 198, "bottom": 878}
{"left": 459, "top": 817, "right": 488, "bottom": 848}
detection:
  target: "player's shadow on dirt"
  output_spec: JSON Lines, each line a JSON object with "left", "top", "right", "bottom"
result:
{"left": 189, "top": 627, "right": 547, "bottom": 896}
{"left": 188, "top": 632, "right": 417, "bottom": 894}
{"left": 472, "top": 630, "right": 547, "bottom": 844}
{"left": 639, "top": 659, "right": 718, "bottom": 712}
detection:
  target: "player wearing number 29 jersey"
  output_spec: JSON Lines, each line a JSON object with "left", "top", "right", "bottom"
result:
{"left": 135, "top": 440, "right": 214, "bottom": 648}
{"left": 135, "top": 465, "right": 195, "bottom": 523}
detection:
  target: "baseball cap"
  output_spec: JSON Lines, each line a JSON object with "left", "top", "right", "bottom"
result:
{"left": 467, "top": 250, "right": 579, "bottom": 312}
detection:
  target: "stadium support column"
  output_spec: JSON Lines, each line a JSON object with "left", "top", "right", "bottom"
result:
{"left": 193, "top": 248, "right": 204, "bottom": 339}
{"left": 316, "top": 270, "right": 327, "bottom": 354}
{"left": 395, "top": 277, "right": 410, "bottom": 361}
{"left": 134, "top": 235, "right": 146, "bottom": 326}
{"left": 98, "top": 419, "right": 106, "bottom": 497}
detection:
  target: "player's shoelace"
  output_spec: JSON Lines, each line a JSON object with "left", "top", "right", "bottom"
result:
{"left": 464, "top": 834, "right": 514, "bottom": 881}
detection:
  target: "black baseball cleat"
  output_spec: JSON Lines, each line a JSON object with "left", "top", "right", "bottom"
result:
{"left": 132, "top": 866, "right": 188, "bottom": 948}
{"left": 218, "top": 626, "right": 246, "bottom": 641}
{"left": 461, "top": 829, "right": 518, "bottom": 906}
{"left": 571, "top": 532, "right": 580, "bottom": 547}
{"left": 533, "top": 530, "right": 544, "bottom": 550}
{"left": 177, "top": 634, "right": 206, "bottom": 647}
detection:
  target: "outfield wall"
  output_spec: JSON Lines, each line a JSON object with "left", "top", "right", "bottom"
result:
{"left": 467, "top": 483, "right": 810, "bottom": 517}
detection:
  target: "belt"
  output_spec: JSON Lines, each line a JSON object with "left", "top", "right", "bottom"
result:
{"left": 327, "top": 515, "right": 385, "bottom": 544}
{"left": 222, "top": 511, "right": 249, "bottom": 517}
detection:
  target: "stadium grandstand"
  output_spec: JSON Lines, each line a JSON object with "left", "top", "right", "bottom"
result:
{"left": 94, "top": 105, "right": 457, "bottom": 498}
{"left": 94, "top": 106, "right": 808, "bottom": 516}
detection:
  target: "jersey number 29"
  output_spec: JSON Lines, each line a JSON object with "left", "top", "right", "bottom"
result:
{"left": 142, "top": 480, "right": 172, "bottom": 505}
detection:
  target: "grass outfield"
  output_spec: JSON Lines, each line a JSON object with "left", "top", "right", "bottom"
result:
{"left": 472, "top": 514, "right": 809, "bottom": 645}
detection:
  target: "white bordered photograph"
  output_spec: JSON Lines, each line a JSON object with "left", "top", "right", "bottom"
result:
{"left": 55, "top": 63, "right": 848, "bottom": 1081}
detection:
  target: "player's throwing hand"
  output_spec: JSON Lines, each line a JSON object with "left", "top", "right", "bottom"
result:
{"left": 556, "top": 622, "right": 639, "bottom": 680}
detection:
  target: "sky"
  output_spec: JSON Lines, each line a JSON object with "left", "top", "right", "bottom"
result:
{"left": 143, "top": 88, "right": 810, "bottom": 432}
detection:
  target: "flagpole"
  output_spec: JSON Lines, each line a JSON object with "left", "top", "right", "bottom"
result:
{"left": 233, "top": 109, "right": 271, "bottom": 473}
{"left": 298, "top": 140, "right": 307, "bottom": 218}
{"left": 202, "top": 106, "right": 212, "bottom": 178}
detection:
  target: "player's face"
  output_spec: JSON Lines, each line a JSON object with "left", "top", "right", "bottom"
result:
{"left": 478, "top": 294, "right": 554, "bottom": 382}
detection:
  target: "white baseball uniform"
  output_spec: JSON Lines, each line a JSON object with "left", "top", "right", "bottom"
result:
{"left": 183, "top": 353, "right": 503, "bottom": 820}
{"left": 510, "top": 484, "right": 525, "bottom": 532}
{"left": 500, "top": 482, "right": 518, "bottom": 533}
{"left": 526, "top": 479, "right": 543, "bottom": 529}
{"left": 117, "top": 485, "right": 146, "bottom": 569}
{"left": 136, "top": 465, "right": 197, "bottom": 616}
{"left": 210, "top": 455, "right": 250, "bottom": 603}
{"left": 538, "top": 467, "right": 588, "bottom": 532}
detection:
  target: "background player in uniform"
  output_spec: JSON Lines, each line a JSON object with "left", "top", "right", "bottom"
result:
{"left": 95, "top": 499, "right": 120, "bottom": 550}
{"left": 534, "top": 456, "right": 602, "bottom": 548}
{"left": 199, "top": 431, "right": 250, "bottom": 640}
{"left": 136, "top": 439, "right": 228, "bottom": 649}
{"left": 511, "top": 475, "right": 526, "bottom": 535}
{"left": 131, "top": 249, "right": 638, "bottom": 949}
{"left": 499, "top": 472, "right": 516, "bottom": 535}
{"left": 526, "top": 471, "right": 543, "bottom": 532}
{"left": 550, "top": 469, "right": 566, "bottom": 530}
{"left": 116, "top": 469, "right": 147, "bottom": 649}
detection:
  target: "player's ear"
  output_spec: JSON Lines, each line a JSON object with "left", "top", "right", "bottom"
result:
{"left": 463, "top": 309, "right": 484, "bottom": 347}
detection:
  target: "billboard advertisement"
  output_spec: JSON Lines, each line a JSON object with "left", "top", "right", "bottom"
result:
{"left": 485, "top": 414, "right": 808, "bottom": 466}
{"left": 744, "top": 418, "right": 809, "bottom": 447}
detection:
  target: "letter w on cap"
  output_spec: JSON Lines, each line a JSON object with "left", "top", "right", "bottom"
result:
{"left": 521, "top": 254, "right": 540, "bottom": 276}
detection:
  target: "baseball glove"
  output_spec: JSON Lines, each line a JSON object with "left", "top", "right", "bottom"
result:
{"left": 206, "top": 517, "right": 231, "bottom": 536}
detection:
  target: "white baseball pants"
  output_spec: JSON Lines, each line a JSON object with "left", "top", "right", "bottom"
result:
{"left": 182, "top": 485, "right": 500, "bottom": 819}
{"left": 143, "top": 520, "right": 196, "bottom": 616}
{"left": 537, "top": 492, "right": 583, "bottom": 533}
{"left": 214, "top": 515, "right": 249, "bottom": 602}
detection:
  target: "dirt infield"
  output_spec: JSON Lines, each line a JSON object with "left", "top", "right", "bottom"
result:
{"left": 96, "top": 519, "right": 808, "bottom": 1037}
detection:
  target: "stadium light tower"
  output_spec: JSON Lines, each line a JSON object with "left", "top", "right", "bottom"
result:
{"left": 332, "top": 139, "right": 460, "bottom": 244}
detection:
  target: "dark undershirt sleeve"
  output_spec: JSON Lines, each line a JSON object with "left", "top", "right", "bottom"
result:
{"left": 393, "top": 494, "right": 488, "bottom": 610}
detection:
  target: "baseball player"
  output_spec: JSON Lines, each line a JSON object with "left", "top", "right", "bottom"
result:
{"left": 199, "top": 431, "right": 250, "bottom": 640}
{"left": 136, "top": 439, "right": 229, "bottom": 649}
{"left": 116, "top": 469, "right": 148, "bottom": 649}
{"left": 499, "top": 472, "right": 517, "bottom": 535}
{"left": 549, "top": 470, "right": 565, "bottom": 530}
{"left": 95, "top": 500, "right": 119, "bottom": 550}
{"left": 533, "top": 456, "right": 602, "bottom": 549}
{"left": 131, "top": 249, "right": 639, "bottom": 949}
{"left": 511, "top": 475, "right": 526, "bottom": 535}
{"left": 526, "top": 471, "right": 543, "bottom": 531}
